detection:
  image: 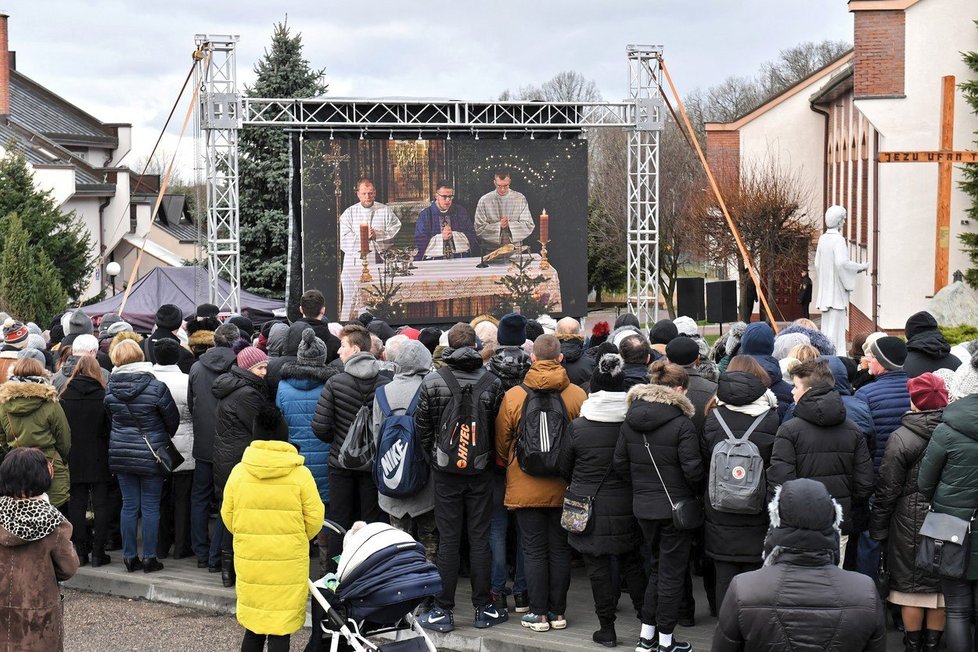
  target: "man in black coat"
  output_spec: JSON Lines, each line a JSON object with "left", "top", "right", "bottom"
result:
{"left": 798, "top": 270, "right": 813, "bottom": 320}
{"left": 556, "top": 317, "right": 595, "bottom": 390}
{"left": 311, "top": 323, "right": 389, "bottom": 565}
{"left": 665, "top": 337, "right": 717, "bottom": 436}
{"left": 902, "top": 310, "right": 960, "bottom": 379}
{"left": 713, "top": 478, "right": 885, "bottom": 652}
{"left": 268, "top": 289, "right": 342, "bottom": 397}
{"left": 187, "top": 322, "right": 239, "bottom": 571}
{"left": 142, "top": 304, "right": 195, "bottom": 373}
{"left": 619, "top": 334, "right": 652, "bottom": 389}
{"left": 414, "top": 322, "right": 506, "bottom": 633}
{"left": 768, "top": 359, "right": 874, "bottom": 566}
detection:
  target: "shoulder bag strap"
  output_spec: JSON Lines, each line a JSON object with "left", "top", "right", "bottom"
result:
{"left": 593, "top": 460, "right": 615, "bottom": 497}
{"left": 642, "top": 434, "right": 676, "bottom": 511}
{"left": 123, "top": 401, "right": 161, "bottom": 464}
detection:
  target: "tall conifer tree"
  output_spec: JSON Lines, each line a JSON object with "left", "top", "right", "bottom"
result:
{"left": 238, "top": 22, "right": 327, "bottom": 297}
{"left": 959, "top": 21, "right": 978, "bottom": 287}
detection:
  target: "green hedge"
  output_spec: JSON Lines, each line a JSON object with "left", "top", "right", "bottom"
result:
{"left": 939, "top": 325, "right": 978, "bottom": 345}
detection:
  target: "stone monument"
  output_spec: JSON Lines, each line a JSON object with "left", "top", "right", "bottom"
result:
{"left": 814, "top": 205, "right": 868, "bottom": 355}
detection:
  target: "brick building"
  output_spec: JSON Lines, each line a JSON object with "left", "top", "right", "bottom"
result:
{"left": 706, "top": 0, "right": 978, "bottom": 334}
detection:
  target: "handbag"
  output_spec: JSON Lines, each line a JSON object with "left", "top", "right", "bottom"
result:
{"left": 875, "top": 543, "right": 891, "bottom": 599}
{"left": 124, "top": 403, "right": 184, "bottom": 474}
{"left": 643, "top": 437, "right": 703, "bottom": 531}
{"left": 915, "top": 509, "right": 975, "bottom": 579}
{"left": 561, "top": 465, "right": 613, "bottom": 534}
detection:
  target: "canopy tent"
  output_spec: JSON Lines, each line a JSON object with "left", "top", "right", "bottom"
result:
{"left": 83, "top": 266, "right": 285, "bottom": 332}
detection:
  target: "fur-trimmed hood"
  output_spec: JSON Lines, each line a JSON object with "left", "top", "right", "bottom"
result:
{"left": 0, "top": 378, "right": 58, "bottom": 418}
{"left": 624, "top": 383, "right": 694, "bottom": 432}
{"left": 109, "top": 330, "right": 144, "bottom": 356}
{"left": 625, "top": 383, "right": 694, "bottom": 416}
{"left": 280, "top": 359, "right": 335, "bottom": 384}
{"left": 764, "top": 479, "right": 842, "bottom": 567}
{"left": 188, "top": 329, "right": 215, "bottom": 353}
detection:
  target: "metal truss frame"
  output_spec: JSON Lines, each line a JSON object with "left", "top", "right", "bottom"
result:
{"left": 197, "top": 39, "right": 663, "bottom": 322}
{"left": 196, "top": 34, "right": 242, "bottom": 312}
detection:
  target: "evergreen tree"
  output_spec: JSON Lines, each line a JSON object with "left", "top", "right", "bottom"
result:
{"left": 959, "top": 20, "right": 978, "bottom": 288}
{"left": 0, "top": 213, "right": 67, "bottom": 325}
{"left": 239, "top": 22, "right": 327, "bottom": 297}
{"left": 586, "top": 196, "right": 627, "bottom": 304}
{"left": 0, "top": 150, "right": 94, "bottom": 301}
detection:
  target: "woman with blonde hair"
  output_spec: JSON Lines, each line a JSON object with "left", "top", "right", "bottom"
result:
{"left": 104, "top": 339, "right": 179, "bottom": 573}
{"left": 0, "top": 358, "right": 71, "bottom": 510}
{"left": 60, "top": 355, "right": 112, "bottom": 566}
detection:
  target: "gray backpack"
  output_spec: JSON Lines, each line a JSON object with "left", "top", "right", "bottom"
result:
{"left": 708, "top": 410, "right": 767, "bottom": 514}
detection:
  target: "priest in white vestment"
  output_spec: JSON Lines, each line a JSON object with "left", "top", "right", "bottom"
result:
{"left": 473, "top": 171, "right": 535, "bottom": 247}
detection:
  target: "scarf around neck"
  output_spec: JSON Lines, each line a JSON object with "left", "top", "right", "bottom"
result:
{"left": 717, "top": 388, "right": 778, "bottom": 417}
{"left": 580, "top": 390, "right": 628, "bottom": 422}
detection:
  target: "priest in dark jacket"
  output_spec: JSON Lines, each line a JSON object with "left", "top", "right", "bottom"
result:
{"left": 712, "top": 478, "right": 885, "bottom": 652}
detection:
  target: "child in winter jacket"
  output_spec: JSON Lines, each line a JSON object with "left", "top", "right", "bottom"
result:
{"left": 222, "top": 406, "right": 324, "bottom": 651}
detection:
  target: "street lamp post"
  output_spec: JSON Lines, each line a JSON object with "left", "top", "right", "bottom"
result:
{"left": 106, "top": 262, "right": 121, "bottom": 297}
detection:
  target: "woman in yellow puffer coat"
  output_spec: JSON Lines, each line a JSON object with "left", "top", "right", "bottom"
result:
{"left": 221, "top": 406, "right": 324, "bottom": 651}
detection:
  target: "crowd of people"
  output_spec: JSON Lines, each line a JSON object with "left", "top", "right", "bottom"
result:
{"left": 1, "top": 290, "right": 977, "bottom": 652}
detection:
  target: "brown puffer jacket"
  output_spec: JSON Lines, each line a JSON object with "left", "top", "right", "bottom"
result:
{"left": 495, "top": 360, "right": 586, "bottom": 508}
{"left": 0, "top": 497, "right": 79, "bottom": 651}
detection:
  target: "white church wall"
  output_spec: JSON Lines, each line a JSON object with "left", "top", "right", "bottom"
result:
{"left": 855, "top": 0, "right": 978, "bottom": 330}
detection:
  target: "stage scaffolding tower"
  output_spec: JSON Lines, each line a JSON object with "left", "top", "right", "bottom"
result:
{"left": 195, "top": 35, "right": 242, "bottom": 313}
{"left": 196, "top": 37, "right": 663, "bottom": 322}
{"left": 626, "top": 45, "right": 663, "bottom": 324}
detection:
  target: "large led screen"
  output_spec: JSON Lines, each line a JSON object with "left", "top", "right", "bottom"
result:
{"left": 299, "top": 137, "right": 587, "bottom": 324}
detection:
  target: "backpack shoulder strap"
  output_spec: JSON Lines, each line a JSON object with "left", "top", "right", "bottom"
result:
{"left": 714, "top": 409, "right": 767, "bottom": 443}
{"left": 740, "top": 412, "right": 769, "bottom": 442}
{"left": 376, "top": 384, "right": 393, "bottom": 418}
{"left": 713, "top": 409, "right": 736, "bottom": 441}
{"left": 405, "top": 385, "right": 423, "bottom": 416}
{"left": 471, "top": 371, "right": 496, "bottom": 397}
{"left": 437, "top": 366, "right": 463, "bottom": 395}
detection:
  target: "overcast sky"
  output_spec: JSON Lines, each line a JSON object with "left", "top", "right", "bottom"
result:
{"left": 8, "top": 1, "right": 852, "bottom": 173}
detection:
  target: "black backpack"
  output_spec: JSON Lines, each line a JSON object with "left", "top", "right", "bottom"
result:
{"left": 515, "top": 385, "right": 568, "bottom": 477}
{"left": 433, "top": 367, "right": 496, "bottom": 475}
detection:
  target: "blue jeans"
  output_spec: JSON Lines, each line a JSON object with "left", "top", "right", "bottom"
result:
{"left": 118, "top": 472, "right": 164, "bottom": 560}
{"left": 490, "top": 474, "right": 526, "bottom": 594}
{"left": 856, "top": 529, "right": 881, "bottom": 579}
{"left": 190, "top": 461, "right": 216, "bottom": 564}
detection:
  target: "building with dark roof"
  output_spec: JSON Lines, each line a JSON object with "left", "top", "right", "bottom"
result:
{"left": 0, "top": 13, "right": 202, "bottom": 300}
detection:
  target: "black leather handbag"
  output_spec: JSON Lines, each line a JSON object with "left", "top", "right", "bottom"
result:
{"left": 643, "top": 437, "right": 703, "bottom": 531}
{"left": 915, "top": 509, "right": 974, "bottom": 579}
{"left": 124, "top": 403, "right": 184, "bottom": 474}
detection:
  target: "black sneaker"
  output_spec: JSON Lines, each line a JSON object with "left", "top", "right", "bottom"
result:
{"left": 475, "top": 603, "right": 508, "bottom": 628}
{"left": 513, "top": 591, "right": 529, "bottom": 613}
{"left": 635, "top": 638, "right": 655, "bottom": 652}
{"left": 490, "top": 590, "right": 508, "bottom": 613}
{"left": 658, "top": 639, "right": 692, "bottom": 652}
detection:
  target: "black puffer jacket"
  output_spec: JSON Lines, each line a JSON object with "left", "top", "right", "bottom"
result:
{"left": 768, "top": 384, "right": 875, "bottom": 534}
{"left": 614, "top": 384, "right": 703, "bottom": 521}
{"left": 559, "top": 337, "right": 595, "bottom": 390}
{"left": 416, "top": 347, "right": 504, "bottom": 463}
{"left": 904, "top": 330, "right": 961, "bottom": 379}
{"left": 104, "top": 363, "right": 180, "bottom": 477}
{"left": 686, "top": 368, "right": 717, "bottom": 435}
{"left": 621, "top": 363, "right": 650, "bottom": 389}
{"left": 142, "top": 330, "right": 195, "bottom": 374}
{"left": 713, "top": 552, "right": 885, "bottom": 651}
{"left": 311, "top": 353, "right": 390, "bottom": 469}
{"left": 212, "top": 366, "right": 271, "bottom": 494}
{"left": 869, "top": 409, "right": 943, "bottom": 594}
{"left": 187, "top": 345, "right": 236, "bottom": 462}
{"left": 557, "top": 391, "right": 639, "bottom": 556}
{"left": 700, "top": 372, "right": 779, "bottom": 563}
{"left": 487, "top": 345, "right": 530, "bottom": 391}
{"left": 60, "top": 374, "right": 111, "bottom": 484}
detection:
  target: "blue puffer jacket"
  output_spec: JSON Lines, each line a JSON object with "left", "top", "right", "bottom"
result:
{"left": 105, "top": 362, "right": 180, "bottom": 476}
{"left": 276, "top": 360, "right": 332, "bottom": 504}
{"left": 739, "top": 323, "right": 793, "bottom": 421}
{"left": 825, "top": 356, "right": 876, "bottom": 455}
{"left": 855, "top": 370, "right": 911, "bottom": 473}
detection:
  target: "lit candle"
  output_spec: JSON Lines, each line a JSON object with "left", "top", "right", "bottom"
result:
{"left": 540, "top": 210, "right": 549, "bottom": 243}
{"left": 360, "top": 224, "right": 369, "bottom": 258}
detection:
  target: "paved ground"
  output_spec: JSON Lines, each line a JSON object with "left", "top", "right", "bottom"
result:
{"left": 63, "top": 553, "right": 905, "bottom": 651}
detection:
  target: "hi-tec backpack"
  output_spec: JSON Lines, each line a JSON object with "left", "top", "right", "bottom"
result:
{"left": 515, "top": 385, "right": 568, "bottom": 477}
{"left": 433, "top": 368, "right": 496, "bottom": 474}
{"left": 708, "top": 410, "right": 767, "bottom": 514}
{"left": 373, "top": 385, "right": 428, "bottom": 497}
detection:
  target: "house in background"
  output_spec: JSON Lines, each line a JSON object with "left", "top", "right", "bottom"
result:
{"left": 706, "top": 0, "right": 978, "bottom": 334}
{"left": 0, "top": 12, "right": 202, "bottom": 301}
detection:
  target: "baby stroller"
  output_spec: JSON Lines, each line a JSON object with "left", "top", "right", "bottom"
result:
{"left": 309, "top": 520, "right": 441, "bottom": 652}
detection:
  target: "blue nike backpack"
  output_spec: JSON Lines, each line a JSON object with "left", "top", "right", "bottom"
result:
{"left": 373, "top": 385, "right": 429, "bottom": 498}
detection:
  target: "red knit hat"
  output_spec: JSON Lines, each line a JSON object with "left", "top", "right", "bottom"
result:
{"left": 236, "top": 346, "right": 268, "bottom": 371}
{"left": 399, "top": 327, "right": 421, "bottom": 340}
{"left": 907, "top": 372, "right": 949, "bottom": 411}
{"left": 2, "top": 319, "right": 29, "bottom": 349}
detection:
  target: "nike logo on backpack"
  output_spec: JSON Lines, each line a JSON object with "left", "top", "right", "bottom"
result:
{"left": 381, "top": 439, "right": 407, "bottom": 489}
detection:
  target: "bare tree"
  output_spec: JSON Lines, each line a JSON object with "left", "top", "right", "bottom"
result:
{"left": 758, "top": 40, "right": 852, "bottom": 96}
{"left": 499, "top": 70, "right": 601, "bottom": 102}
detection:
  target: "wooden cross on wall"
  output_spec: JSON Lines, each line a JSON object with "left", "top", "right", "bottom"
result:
{"left": 878, "top": 75, "right": 978, "bottom": 294}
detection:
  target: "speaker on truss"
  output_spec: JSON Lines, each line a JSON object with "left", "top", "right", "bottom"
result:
{"left": 706, "top": 280, "right": 738, "bottom": 324}
{"left": 676, "top": 278, "right": 705, "bottom": 321}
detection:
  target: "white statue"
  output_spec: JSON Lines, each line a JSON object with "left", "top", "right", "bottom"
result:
{"left": 814, "top": 205, "right": 868, "bottom": 355}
